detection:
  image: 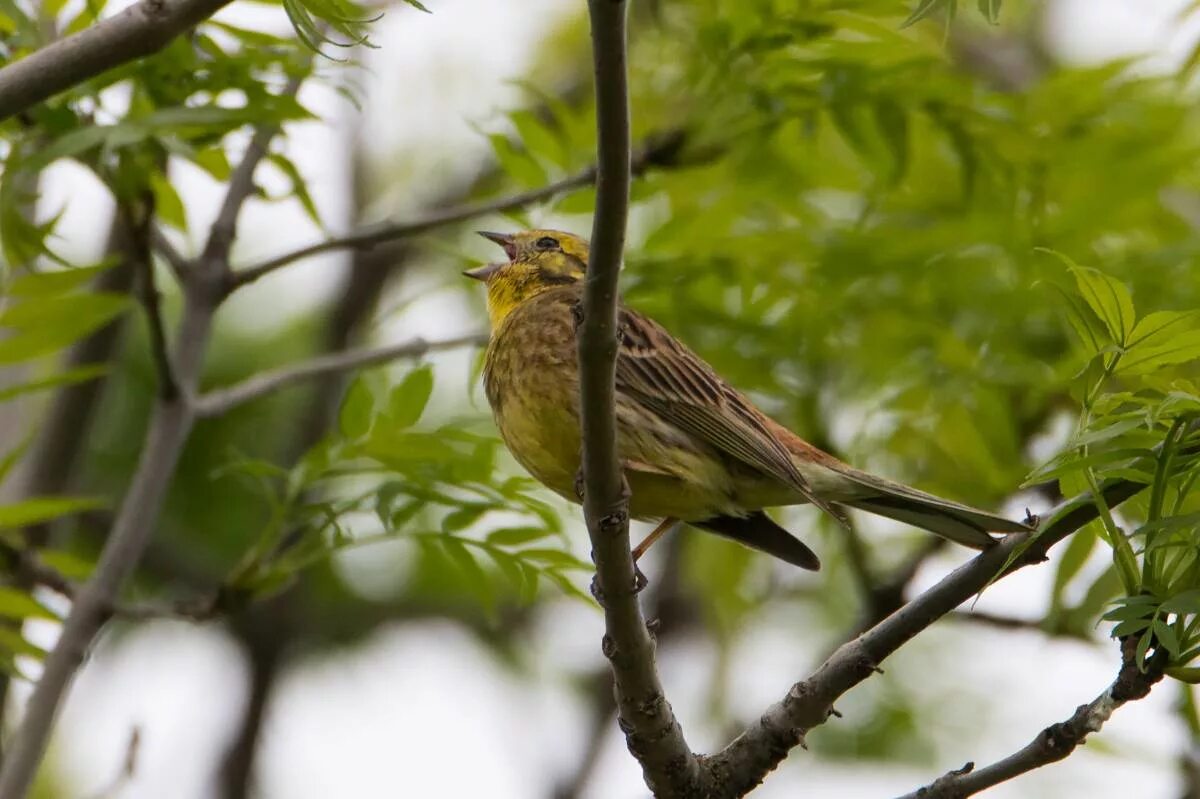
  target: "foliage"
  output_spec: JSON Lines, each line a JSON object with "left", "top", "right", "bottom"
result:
{"left": 4, "top": 0, "right": 1200, "bottom": 788}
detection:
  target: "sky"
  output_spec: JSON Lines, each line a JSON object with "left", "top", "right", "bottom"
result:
{"left": 11, "top": 0, "right": 1200, "bottom": 797}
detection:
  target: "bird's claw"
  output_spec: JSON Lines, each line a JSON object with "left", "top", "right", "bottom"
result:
{"left": 1023, "top": 508, "right": 1041, "bottom": 529}
{"left": 633, "top": 564, "right": 648, "bottom": 594}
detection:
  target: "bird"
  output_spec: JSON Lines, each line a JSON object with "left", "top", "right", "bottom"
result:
{"left": 466, "top": 228, "right": 1030, "bottom": 572}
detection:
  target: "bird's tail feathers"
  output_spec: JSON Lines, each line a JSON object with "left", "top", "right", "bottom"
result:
{"left": 835, "top": 467, "right": 1030, "bottom": 549}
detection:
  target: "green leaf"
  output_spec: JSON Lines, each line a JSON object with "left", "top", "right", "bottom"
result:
{"left": 386, "top": 365, "right": 433, "bottom": 429}
{"left": 1136, "top": 626, "right": 1154, "bottom": 670}
{"left": 150, "top": 173, "right": 188, "bottom": 231}
{"left": 7, "top": 262, "right": 115, "bottom": 296}
{"left": 267, "top": 153, "right": 323, "bottom": 229}
{"left": 1162, "top": 589, "right": 1200, "bottom": 615}
{"left": 977, "top": 0, "right": 1001, "bottom": 23}
{"left": 0, "top": 293, "right": 131, "bottom": 364}
{"left": 441, "top": 504, "right": 488, "bottom": 533}
{"left": 0, "top": 627, "right": 47, "bottom": 660}
{"left": 38, "top": 550, "right": 94, "bottom": 580}
{"left": 517, "top": 548, "right": 591, "bottom": 570}
{"left": 485, "top": 526, "right": 554, "bottom": 547}
{"left": 1118, "top": 330, "right": 1200, "bottom": 375}
{"left": 0, "top": 588, "right": 58, "bottom": 620}
{"left": 901, "top": 0, "right": 949, "bottom": 28}
{"left": 0, "top": 364, "right": 108, "bottom": 404}
{"left": 191, "top": 146, "right": 232, "bottom": 180}
{"left": 0, "top": 496, "right": 106, "bottom": 529}
{"left": 0, "top": 435, "right": 30, "bottom": 488}
{"left": 1167, "top": 666, "right": 1200, "bottom": 683}
{"left": 338, "top": 376, "right": 375, "bottom": 439}
{"left": 1070, "top": 264, "right": 1136, "bottom": 345}
{"left": 1155, "top": 618, "right": 1182, "bottom": 658}
{"left": 1111, "top": 617, "right": 1152, "bottom": 637}
{"left": 1127, "top": 310, "right": 1200, "bottom": 349}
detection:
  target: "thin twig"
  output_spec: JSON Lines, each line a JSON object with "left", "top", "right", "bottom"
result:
{"left": 577, "top": 1, "right": 703, "bottom": 796}
{"left": 0, "top": 0, "right": 234, "bottom": 122}
{"left": 150, "top": 227, "right": 190, "bottom": 283}
{"left": 228, "top": 130, "right": 689, "bottom": 292}
{"left": 699, "top": 475, "right": 1149, "bottom": 796}
{"left": 193, "top": 332, "right": 485, "bottom": 417}
{"left": 204, "top": 71, "right": 308, "bottom": 274}
{"left": 123, "top": 199, "right": 179, "bottom": 399}
{"left": 895, "top": 636, "right": 1165, "bottom": 799}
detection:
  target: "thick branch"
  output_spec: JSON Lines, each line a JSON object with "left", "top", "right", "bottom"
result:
{"left": 193, "top": 333, "right": 484, "bottom": 418}
{"left": 228, "top": 131, "right": 688, "bottom": 291}
{"left": 897, "top": 636, "right": 1165, "bottom": 799}
{"left": 578, "top": 2, "right": 702, "bottom": 796}
{"left": 0, "top": 295, "right": 214, "bottom": 799}
{"left": 0, "top": 0, "right": 233, "bottom": 122}
{"left": 700, "top": 476, "right": 1147, "bottom": 796}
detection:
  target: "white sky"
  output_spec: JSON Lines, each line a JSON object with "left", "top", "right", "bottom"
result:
{"left": 13, "top": 1, "right": 1200, "bottom": 797}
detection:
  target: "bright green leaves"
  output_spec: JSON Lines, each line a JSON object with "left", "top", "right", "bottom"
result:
{"left": 1069, "top": 263, "right": 1136, "bottom": 347}
{"left": 0, "top": 497, "right": 106, "bottom": 530}
{"left": 902, "top": 1, "right": 1000, "bottom": 30}
{"left": 0, "top": 263, "right": 123, "bottom": 399}
{"left": 226, "top": 360, "right": 584, "bottom": 613}
{"left": 1035, "top": 256, "right": 1200, "bottom": 676}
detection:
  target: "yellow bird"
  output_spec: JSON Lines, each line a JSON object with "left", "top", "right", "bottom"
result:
{"left": 467, "top": 229, "right": 1028, "bottom": 571}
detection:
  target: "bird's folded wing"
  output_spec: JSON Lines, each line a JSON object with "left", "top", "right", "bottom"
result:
{"left": 614, "top": 308, "right": 847, "bottom": 526}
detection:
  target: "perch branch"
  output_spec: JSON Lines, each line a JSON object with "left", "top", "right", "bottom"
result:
{"left": 699, "top": 476, "right": 1148, "bottom": 796}
{"left": 577, "top": 1, "right": 702, "bottom": 796}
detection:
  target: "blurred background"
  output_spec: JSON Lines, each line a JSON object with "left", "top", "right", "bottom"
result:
{"left": 4, "top": 0, "right": 1200, "bottom": 796}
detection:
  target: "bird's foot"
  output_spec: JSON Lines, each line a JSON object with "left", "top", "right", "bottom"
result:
{"left": 1023, "top": 508, "right": 1041, "bottom": 529}
{"left": 633, "top": 564, "right": 649, "bottom": 594}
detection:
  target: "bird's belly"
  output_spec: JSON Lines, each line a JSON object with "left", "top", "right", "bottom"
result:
{"left": 489, "top": 375, "right": 740, "bottom": 520}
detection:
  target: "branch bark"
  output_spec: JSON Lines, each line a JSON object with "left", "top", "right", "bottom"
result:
{"left": 0, "top": 295, "right": 213, "bottom": 799}
{"left": 578, "top": 1, "right": 702, "bottom": 795}
{"left": 227, "top": 130, "right": 689, "bottom": 291}
{"left": 699, "top": 476, "right": 1147, "bottom": 796}
{"left": 193, "top": 333, "right": 485, "bottom": 417}
{"left": 0, "top": 65, "right": 307, "bottom": 799}
{"left": 0, "top": 0, "right": 234, "bottom": 122}
{"left": 896, "top": 635, "right": 1165, "bottom": 799}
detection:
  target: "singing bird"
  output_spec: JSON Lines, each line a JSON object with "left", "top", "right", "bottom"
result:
{"left": 467, "top": 229, "right": 1028, "bottom": 571}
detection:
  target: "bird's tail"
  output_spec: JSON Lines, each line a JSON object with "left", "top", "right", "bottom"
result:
{"left": 834, "top": 466, "right": 1030, "bottom": 549}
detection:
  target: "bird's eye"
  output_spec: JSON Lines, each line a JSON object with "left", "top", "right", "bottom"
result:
{"left": 535, "top": 236, "right": 559, "bottom": 250}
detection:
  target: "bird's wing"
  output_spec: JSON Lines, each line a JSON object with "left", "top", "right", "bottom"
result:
{"left": 614, "top": 307, "right": 847, "bottom": 526}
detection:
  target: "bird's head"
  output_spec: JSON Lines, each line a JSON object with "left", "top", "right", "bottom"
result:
{"left": 465, "top": 229, "right": 589, "bottom": 328}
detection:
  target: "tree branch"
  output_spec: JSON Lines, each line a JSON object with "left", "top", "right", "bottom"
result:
{"left": 227, "top": 130, "right": 689, "bottom": 292}
{"left": 895, "top": 636, "right": 1165, "bottom": 799}
{"left": 699, "top": 476, "right": 1148, "bottom": 796}
{"left": 0, "top": 294, "right": 214, "bottom": 799}
{"left": 193, "top": 333, "right": 485, "bottom": 418}
{"left": 578, "top": 2, "right": 702, "bottom": 796}
{"left": 123, "top": 199, "right": 179, "bottom": 399}
{"left": 203, "top": 71, "right": 307, "bottom": 271}
{"left": 0, "top": 0, "right": 234, "bottom": 122}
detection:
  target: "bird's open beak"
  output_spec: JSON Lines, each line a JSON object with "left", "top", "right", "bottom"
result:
{"left": 477, "top": 231, "right": 517, "bottom": 259}
{"left": 464, "top": 231, "right": 517, "bottom": 281}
